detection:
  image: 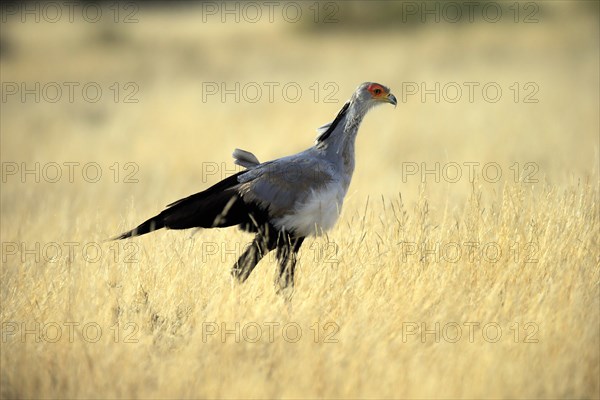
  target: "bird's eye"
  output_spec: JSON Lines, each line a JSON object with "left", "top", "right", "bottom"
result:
{"left": 374, "top": 88, "right": 382, "bottom": 95}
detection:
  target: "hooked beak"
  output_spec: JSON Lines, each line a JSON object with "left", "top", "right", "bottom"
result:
{"left": 386, "top": 93, "right": 397, "bottom": 107}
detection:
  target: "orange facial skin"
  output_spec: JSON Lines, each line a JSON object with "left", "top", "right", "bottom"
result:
{"left": 367, "top": 83, "right": 388, "bottom": 99}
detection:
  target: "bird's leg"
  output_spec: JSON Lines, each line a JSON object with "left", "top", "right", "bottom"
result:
{"left": 274, "top": 235, "right": 304, "bottom": 296}
{"left": 231, "top": 231, "right": 275, "bottom": 283}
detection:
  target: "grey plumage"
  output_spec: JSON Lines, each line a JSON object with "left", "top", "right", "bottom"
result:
{"left": 233, "top": 148, "right": 260, "bottom": 169}
{"left": 114, "top": 82, "right": 397, "bottom": 294}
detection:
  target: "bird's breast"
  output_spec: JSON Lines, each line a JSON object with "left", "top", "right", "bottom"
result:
{"left": 273, "top": 182, "right": 347, "bottom": 237}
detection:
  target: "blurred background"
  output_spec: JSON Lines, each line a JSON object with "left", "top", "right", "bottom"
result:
{"left": 1, "top": 1, "right": 598, "bottom": 219}
{"left": 1, "top": 2, "right": 599, "bottom": 398}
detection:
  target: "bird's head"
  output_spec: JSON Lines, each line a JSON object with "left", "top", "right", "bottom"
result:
{"left": 352, "top": 82, "right": 397, "bottom": 111}
{"left": 314, "top": 82, "right": 397, "bottom": 145}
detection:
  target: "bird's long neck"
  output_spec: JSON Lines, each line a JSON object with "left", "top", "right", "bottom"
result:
{"left": 316, "top": 100, "right": 369, "bottom": 185}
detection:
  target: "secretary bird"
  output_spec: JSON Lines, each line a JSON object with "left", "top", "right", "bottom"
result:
{"left": 114, "top": 82, "right": 397, "bottom": 293}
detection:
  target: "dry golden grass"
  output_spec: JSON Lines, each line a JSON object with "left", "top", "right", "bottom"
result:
{"left": 1, "top": 3, "right": 599, "bottom": 399}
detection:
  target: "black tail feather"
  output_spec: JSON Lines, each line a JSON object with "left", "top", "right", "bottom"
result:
{"left": 112, "top": 216, "right": 166, "bottom": 240}
{"left": 113, "top": 171, "right": 249, "bottom": 240}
